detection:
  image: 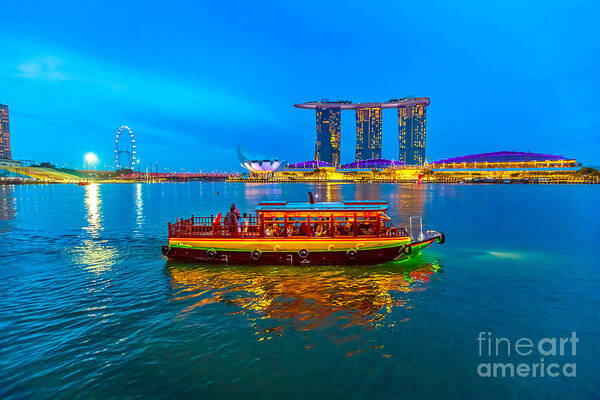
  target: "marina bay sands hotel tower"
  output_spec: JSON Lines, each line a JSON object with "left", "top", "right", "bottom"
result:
{"left": 294, "top": 98, "right": 430, "bottom": 166}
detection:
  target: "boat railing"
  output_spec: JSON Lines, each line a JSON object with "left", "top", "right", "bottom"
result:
{"left": 169, "top": 215, "right": 261, "bottom": 238}
{"left": 169, "top": 216, "right": 410, "bottom": 239}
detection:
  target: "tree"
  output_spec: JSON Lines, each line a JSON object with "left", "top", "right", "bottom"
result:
{"left": 577, "top": 167, "right": 599, "bottom": 176}
{"left": 31, "top": 161, "right": 55, "bottom": 168}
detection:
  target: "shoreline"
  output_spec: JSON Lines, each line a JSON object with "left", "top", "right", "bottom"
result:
{"left": 1, "top": 178, "right": 598, "bottom": 185}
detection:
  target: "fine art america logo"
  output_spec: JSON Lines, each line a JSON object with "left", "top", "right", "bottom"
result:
{"left": 476, "top": 332, "right": 578, "bottom": 378}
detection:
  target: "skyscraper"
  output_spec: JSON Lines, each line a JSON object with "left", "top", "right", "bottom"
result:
{"left": 398, "top": 104, "right": 426, "bottom": 165}
{"left": 355, "top": 107, "right": 382, "bottom": 161}
{"left": 295, "top": 98, "right": 429, "bottom": 165}
{"left": 0, "top": 104, "right": 11, "bottom": 160}
{"left": 315, "top": 106, "right": 341, "bottom": 166}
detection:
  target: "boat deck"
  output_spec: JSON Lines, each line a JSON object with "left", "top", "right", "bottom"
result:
{"left": 169, "top": 215, "right": 410, "bottom": 239}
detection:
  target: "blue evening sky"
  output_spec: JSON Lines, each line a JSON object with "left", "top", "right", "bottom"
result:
{"left": 1, "top": 0, "right": 598, "bottom": 171}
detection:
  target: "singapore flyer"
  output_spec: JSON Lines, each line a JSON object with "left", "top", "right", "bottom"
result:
{"left": 114, "top": 125, "right": 136, "bottom": 170}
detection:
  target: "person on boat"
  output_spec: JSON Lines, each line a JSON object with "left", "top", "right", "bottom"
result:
{"left": 316, "top": 223, "right": 329, "bottom": 237}
{"left": 344, "top": 221, "right": 353, "bottom": 235}
{"left": 315, "top": 224, "right": 324, "bottom": 237}
{"left": 359, "top": 222, "right": 373, "bottom": 236}
{"left": 264, "top": 224, "right": 274, "bottom": 237}
{"left": 231, "top": 203, "right": 240, "bottom": 219}
{"left": 231, "top": 203, "right": 241, "bottom": 227}
{"left": 287, "top": 224, "right": 298, "bottom": 237}
{"left": 224, "top": 205, "right": 238, "bottom": 235}
{"left": 242, "top": 218, "right": 249, "bottom": 234}
{"left": 300, "top": 222, "right": 308, "bottom": 236}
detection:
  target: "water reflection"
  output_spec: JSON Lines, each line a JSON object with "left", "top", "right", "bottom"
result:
{"left": 244, "top": 184, "right": 283, "bottom": 202}
{"left": 84, "top": 183, "right": 102, "bottom": 237}
{"left": 134, "top": 183, "right": 144, "bottom": 237}
{"left": 0, "top": 185, "right": 16, "bottom": 233}
{"left": 390, "top": 184, "right": 426, "bottom": 219}
{"left": 76, "top": 184, "right": 117, "bottom": 274}
{"left": 313, "top": 182, "right": 343, "bottom": 202}
{"left": 354, "top": 183, "right": 381, "bottom": 200}
{"left": 167, "top": 260, "right": 443, "bottom": 336}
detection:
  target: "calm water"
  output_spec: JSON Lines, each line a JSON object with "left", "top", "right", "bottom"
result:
{"left": 1, "top": 182, "right": 599, "bottom": 399}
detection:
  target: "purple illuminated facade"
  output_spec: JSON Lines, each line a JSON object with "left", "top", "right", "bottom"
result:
{"left": 341, "top": 159, "right": 404, "bottom": 169}
{"left": 432, "top": 151, "right": 569, "bottom": 164}
{"left": 286, "top": 160, "right": 333, "bottom": 170}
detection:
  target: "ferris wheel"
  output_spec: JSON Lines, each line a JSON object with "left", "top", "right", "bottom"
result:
{"left": 114, "top": 126, "right": 137, "bottom": 170}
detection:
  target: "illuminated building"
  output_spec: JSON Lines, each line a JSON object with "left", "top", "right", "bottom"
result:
{"left": 237, "top": 144, "right": 286, "bottom": 175}
{"left": 294, "top": 98, "right": 430, "bottom": 164}
{"left": 398, "top": 104, "right": 427, "bottom": 165}
{"left": 430, "top": 151, "right": 577, "bottom": 169}
{"left": 0, "top": 104, "right": 11, "bottom": 160}
{"left": 355, "top": 107, "right": 382, "bottom": 161}
{"left": 286, "top": 160, "right": 332, "bottom": 170}
{"left": 341, "top": 158, "right": 403, "bottom": 170}
{"left": 315, "top": 107, "right": 341, "bottom": 166}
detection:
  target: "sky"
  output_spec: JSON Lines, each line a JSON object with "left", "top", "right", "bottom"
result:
{"left": 1, "top": 0, "right": 598, "bottom": 171}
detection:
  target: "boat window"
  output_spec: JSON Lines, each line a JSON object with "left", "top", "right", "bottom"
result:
{"left": 333, "top": 216, "right": 354, "bottom": 237}
{"left": 310, "top": 216, "right": 331, "bottom": 237}
{"left": 263, "top": 216, "right": 286, "bottom": 237}
{"left": 355, "top": 215, "right": 378, "bottom": 236}
{"left": 285, "top": 217, "right": 309, "bottom": 237}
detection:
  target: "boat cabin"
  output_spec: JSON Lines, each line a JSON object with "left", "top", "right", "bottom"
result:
{"left": 169, "top": 200, "right": 409, "bottom": 239}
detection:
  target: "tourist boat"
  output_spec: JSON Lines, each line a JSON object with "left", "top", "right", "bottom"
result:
{"left": 162, "top": 195, "right": 444, "bottom": 265}
{"left": 77, "top": 181, "right": 89, "bottom": 186}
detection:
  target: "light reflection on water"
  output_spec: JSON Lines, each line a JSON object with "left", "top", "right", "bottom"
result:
{"left": 134, "top": 183, "right": 144, "bottom": 237}
{"left": 0, "top": 184, "right": 17, "bottom": 222}
{"left": 84, "top": 183, "right": 101, "bottom": 237}
{"left": 76, "top": 183, "right": 117, "bottom": 274}
{"left": 167, "top": 259, "right": 443, "bottom": 337}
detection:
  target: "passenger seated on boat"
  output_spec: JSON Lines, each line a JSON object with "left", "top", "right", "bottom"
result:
{"left": 272, "top": 224, "right": 283, "bottom": 237}
{"left": 358, "top": 222, "right": 374, "bottom": 236}
{"left": 264, "top": 224, "right": 274, "bottom": 237}
{"left": 300, "top": 223, "right": 309, "bottom": 236}
{"left": 287, "top": 225, "right": 300, "bottom": 237}
{"left": 315, "top": 224, "right": 324, "bottom": 237}
{"left": 335, "top": 223, "right": 348, "bottom": 236}
{"left": 316, "top": 223, "right": 329, "bottom": 237}
{"left": 344, "top": 222, "right": 354, "bottom": 235}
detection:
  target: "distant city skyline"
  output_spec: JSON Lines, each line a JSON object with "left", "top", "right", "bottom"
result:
{"left": 0, "top": 0, "right": 598, "bottom": 169}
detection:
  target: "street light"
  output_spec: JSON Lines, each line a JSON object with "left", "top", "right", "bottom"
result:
{"left": 84, "top": 152, "right": 98, "bottom": 170}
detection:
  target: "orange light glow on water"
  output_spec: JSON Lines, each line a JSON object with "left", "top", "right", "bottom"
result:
{"left": 168, "top": 262, "right": 442, "bottom": 336}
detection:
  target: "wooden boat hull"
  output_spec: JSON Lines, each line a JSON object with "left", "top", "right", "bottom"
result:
{"left": 162, "top": 236, "right": 440, "bottom": 265}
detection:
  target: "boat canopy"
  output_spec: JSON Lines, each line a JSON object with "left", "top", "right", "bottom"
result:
{"left": 256, "top": 200, "right": 388, "bottom": 213}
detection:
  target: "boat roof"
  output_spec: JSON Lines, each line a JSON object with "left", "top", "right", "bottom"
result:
{"left": 256, "top": 200, "right": 388, "bottom": 212}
